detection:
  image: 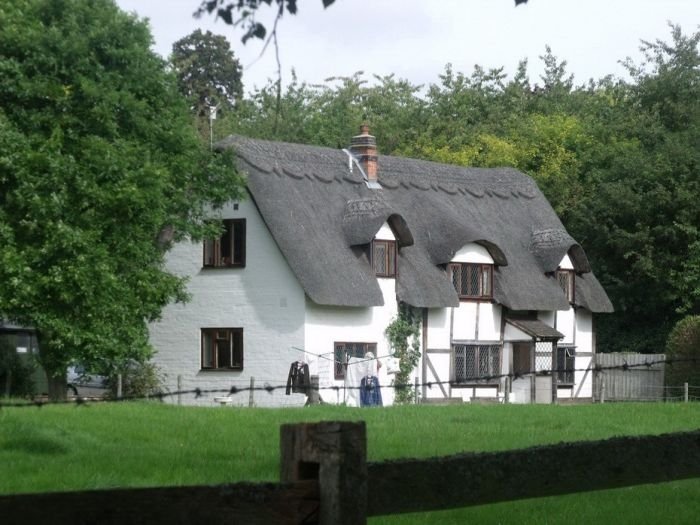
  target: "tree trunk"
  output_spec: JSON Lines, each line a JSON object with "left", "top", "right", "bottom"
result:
{"left": 47, "top": 369, "right": 67, "bottom": 401}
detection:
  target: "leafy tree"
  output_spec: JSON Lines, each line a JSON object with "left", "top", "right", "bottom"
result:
{"left": 665, "top": 315, "right": 700, "bottom": 387}
{"left": 0, "top": 0, "right": 245, "bottom": 398}
{"left": 195, "top": 0, "right": 337, "bottom": 44}
{"left": 171, "top": 29, "right": 243, "bottom": 121}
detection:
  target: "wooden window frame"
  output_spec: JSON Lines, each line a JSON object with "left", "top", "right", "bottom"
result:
{"left": 203, "top": 219, "right": 246, "bottom": 268}
{"left": 556, "top": 346, "right": 576, "bottom": 385}
{"left": 556, "top": 269, "right": 575, "bottom": 303}
{"left": 371, "top": 239, "right": 397, "bottom": 278}
{"left": 334, "top": 342, "right": 377, "bottom": 380}
{"left": 201, "top": 328, "right": 244, "bottom": 371}
{"left": 448, "top": 263, "right": 493, "bottom": 301}
{"left": 452, "top": 343, "right": 502, "bottom": 385}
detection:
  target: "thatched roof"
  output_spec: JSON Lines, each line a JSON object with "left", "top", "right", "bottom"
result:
{"left": 217, "top": 135, "right": 613, "bottom": 313}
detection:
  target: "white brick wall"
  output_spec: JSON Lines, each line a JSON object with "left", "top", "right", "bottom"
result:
{"left": 149, "top": 198, "right": 307, "bottom": 407}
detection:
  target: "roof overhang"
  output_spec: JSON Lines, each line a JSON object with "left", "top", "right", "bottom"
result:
{"left": 505, "top": 318, "right": 564, "bottom": 341}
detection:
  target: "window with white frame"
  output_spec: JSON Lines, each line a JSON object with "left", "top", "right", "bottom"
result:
{"left": 453, "top": 343, "right": 501, "bottom": 384}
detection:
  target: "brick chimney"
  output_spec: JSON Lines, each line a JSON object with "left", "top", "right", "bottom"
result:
{"left": 349, "top": 124, "right": 378, "bottom": 181}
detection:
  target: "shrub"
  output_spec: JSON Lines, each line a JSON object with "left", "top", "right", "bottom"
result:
{"left": 665, "top": 315, "right": 700, "bottom": 387}
{"left": 106, "top": 360, "right": 166, "bottom": 400}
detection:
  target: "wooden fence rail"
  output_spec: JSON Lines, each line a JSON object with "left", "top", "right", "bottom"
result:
{"left": 2, "top": 421, "right": 700, "bottom": 524}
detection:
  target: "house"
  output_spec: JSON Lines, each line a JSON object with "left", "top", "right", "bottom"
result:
{"left": 148, "top": 126, "right": 613, "bottom": 406}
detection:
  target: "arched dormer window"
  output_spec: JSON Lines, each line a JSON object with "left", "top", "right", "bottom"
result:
{"left": 447, "top": 243, "right": 494, "bottom": 301}
{"left": 371, "top": 222, "right": 397, "bottom": 278}
{"left": 555, "top": 254, "right": 575, "bottom": 303}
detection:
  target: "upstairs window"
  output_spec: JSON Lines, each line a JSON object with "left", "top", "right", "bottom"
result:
{"left": 203, "top": 219, "right": 246, "bottom": 268}
{"left": 372, "top": 240, "right": 397, "bottom": 278}
{"left": 201, "top": 328, "right": 243, "bottom": 370}
{"left": 556, "top": 269, "right": 575, "bottom": 303}
{"left": 448, "top": 263, "right": 492, "bottom": 300}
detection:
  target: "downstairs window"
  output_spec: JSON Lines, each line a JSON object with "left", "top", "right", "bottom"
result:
{"left": 334, "top": 342, "right": 377, "bottom": 380}
{"left": 453, "top": 343, "right": 501, "bottom": 384}
{"left": 201, "top": 328, "right": 243, "bottom": 370}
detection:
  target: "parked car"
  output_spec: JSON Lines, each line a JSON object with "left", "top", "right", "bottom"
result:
{"left": 66, "top": 365, "right": 108, "bottom": 398}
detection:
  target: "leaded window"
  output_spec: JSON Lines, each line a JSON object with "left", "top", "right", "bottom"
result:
{"left": 372, "top": 240, "right": 397, "bottom": 278}
{"left": 334, "top": 342, "right": 377, "bottom": 380}
{"left": 448, "top": 263, "right": 492, "bottom": 300}
{"left": 453, "top": 344, "right": 501, "bottom": 384}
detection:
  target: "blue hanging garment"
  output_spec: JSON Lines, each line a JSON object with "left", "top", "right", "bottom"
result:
{"left": 360, "top": 376, "right": 383, "bottom": 407}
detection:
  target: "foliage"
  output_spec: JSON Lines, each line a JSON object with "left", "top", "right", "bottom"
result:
{"left": 0, "top": 0, "right": 246, "bottom": 397}
{"left": 170, "top": 29, "right": 243, "bottom": 121}
{"left": 105, "top": 360, "right": 166, "bottom": 399}
{"left": 0, "top": 338, "right": 35, "bottom": 397}
{"left": 195, "top": 0, "right": 337, "bottom": 44}
{"left": 223, "top": 24, "right": 700, "bottom": 355}
{"left": 385, "top": 304, "right": 421, "bottom": 404}
{"left": 665, "top": 316, "right": 700, "bottom": 387}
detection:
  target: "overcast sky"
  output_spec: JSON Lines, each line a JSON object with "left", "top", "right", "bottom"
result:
{"left": 116, "top": 0, "right": 699, "bottom": 93}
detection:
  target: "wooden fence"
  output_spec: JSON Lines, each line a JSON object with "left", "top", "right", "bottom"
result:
{"left": 595, "top": 353, "right": 666, "bottom": 402}
{"left": 2, "top": 421, "right": 700, "bottom": 524}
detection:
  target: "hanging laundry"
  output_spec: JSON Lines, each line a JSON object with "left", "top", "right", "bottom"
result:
{"left": 286, "top": 361, "right": 310, "bottom": 395}
{"left": 360, "top": 376, "right": 383, "bottom": 407}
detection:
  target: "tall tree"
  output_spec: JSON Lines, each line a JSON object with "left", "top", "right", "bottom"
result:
{"left": 0, "top": 0, "right": 245, "bottom": 398}
{"left": 171, "top": 29, "right": 243, "bottom": 120}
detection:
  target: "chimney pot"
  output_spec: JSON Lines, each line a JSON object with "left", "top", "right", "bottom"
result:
{"left": 349, "top": 124, "right": 378, "bottom": 181}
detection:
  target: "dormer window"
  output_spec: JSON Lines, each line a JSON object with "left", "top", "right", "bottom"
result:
{"left": 448, "top": 263, "right": 493, "bottom": 300}
{"left": 372, "top": 239, "right": 397, "bottom": 278}
{"left": 556, "top": 269, "right": 575, "bottom": 303}
{"left": 203, "top": 219, "right": 246, "bottom": 268}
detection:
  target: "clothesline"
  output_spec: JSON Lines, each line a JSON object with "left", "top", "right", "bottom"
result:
{"left": 290, "top": 345, "right": 394, "bottom": 367}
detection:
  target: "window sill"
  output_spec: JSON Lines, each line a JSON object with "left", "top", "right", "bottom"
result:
{"left": 458, "top": 297, "right": 494, "bottom": 303}
{"left": 200, "top": 368, "right": 244, "bottom": 372}
{"left": 452, "top": 382, "right": 499, "bottom": 388}
{"left": 202, "top": 265, "right": 246, "bottom": 270}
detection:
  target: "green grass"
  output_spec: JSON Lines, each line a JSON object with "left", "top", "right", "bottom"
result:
{"left": 2, "top": 402, "right": 700, "bottom": 523}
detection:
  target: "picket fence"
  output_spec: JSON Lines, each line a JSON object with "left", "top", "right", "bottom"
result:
{"left": 1, "top": 421, "right": 700, "bottom": 524}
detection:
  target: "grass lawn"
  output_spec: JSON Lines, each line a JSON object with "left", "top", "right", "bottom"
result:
{"left": 1, "top": 401, "right": 700, "bottom": 524}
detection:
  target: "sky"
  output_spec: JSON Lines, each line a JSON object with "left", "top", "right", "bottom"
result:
{"left": 115, "top": 0, "right": 700, "bottom": 93}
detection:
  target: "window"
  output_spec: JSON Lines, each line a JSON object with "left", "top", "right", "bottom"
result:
{"left": 453, "top": 344, "right": 501, "bottom": 384}
{"left": 557, "top": 346, "right": 575, "bottom": 384}
{"left": 201, "top": 328, "right": 243, "bottom": 370}
{"left": 448, "top": 263, "right": 492, "bottom": 300}
{"left": 372, "top": 240, "right": 396, "bottom": 277}
{"left": 556, "top": 269, "right": 575, "bottom": 303}
{"left": 334, "top": 342, "right": 377, "bottom": 380}
{"left": 203, "top": 219, "right": 246, "bottom": 268}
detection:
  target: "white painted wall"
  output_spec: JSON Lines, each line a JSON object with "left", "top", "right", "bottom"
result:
{"left": 305, "top": 223, "right": 399, "bottom": 406}
{"left": 149, "top": 198, "right": 307, "bottom": 407}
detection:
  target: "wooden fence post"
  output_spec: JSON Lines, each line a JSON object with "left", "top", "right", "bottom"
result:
{"left": 504, "top": 376, "right": 510, "bottom": 404}
{"left": 280, "top": 421, "right": 367, "bottom": 525}
{"left": 600, "top": 380, "right": 606, "bottom": 404}
{"left": 685, "top": 382, "right": 689, "bottom": 403}
{"left": 248, "top": 377, "right": 255, "bottom": 407}
{"left": 116, "top": 374, "right": 123, "bottom": 399}
{"left": 177, "top": 375, "right": 182, "bottom": 406}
